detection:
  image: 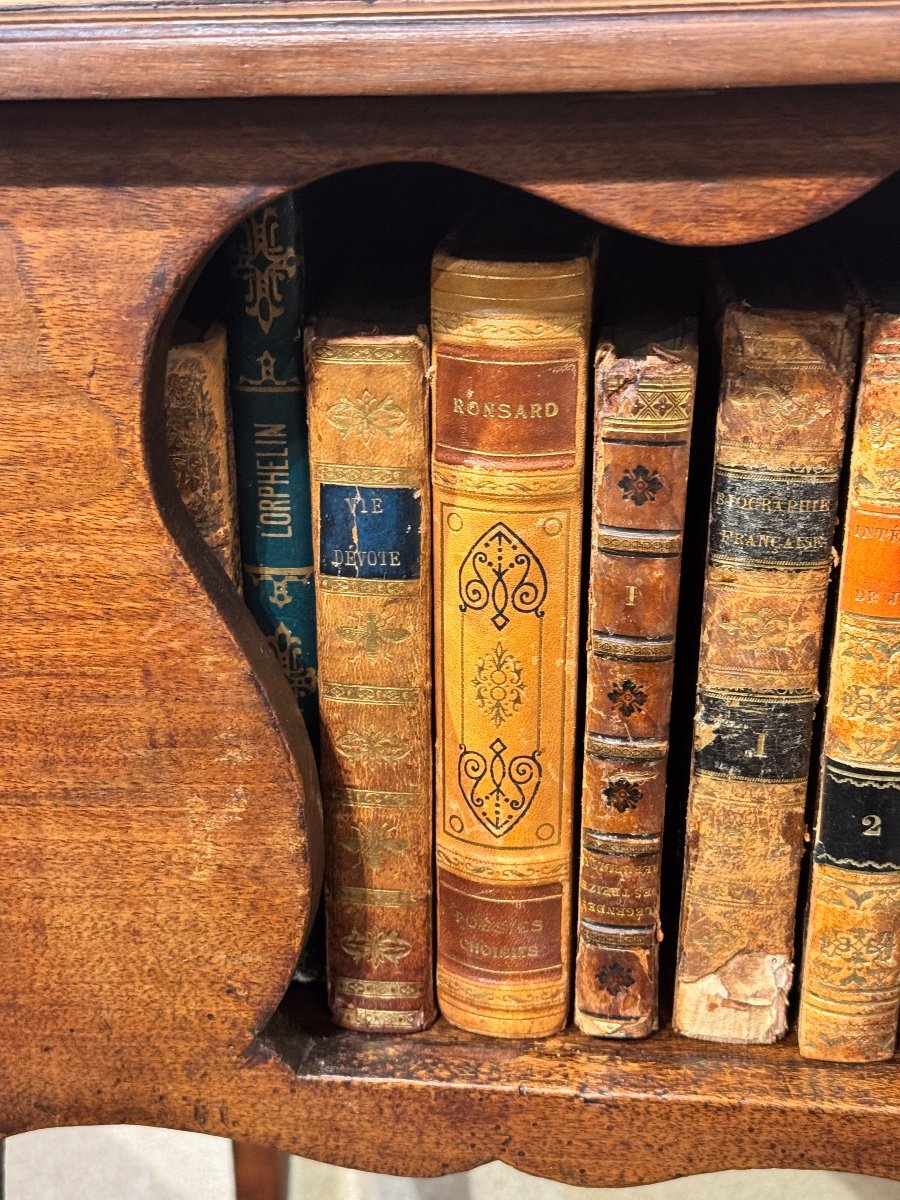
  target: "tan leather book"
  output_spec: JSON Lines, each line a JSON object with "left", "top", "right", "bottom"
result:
{"left": 306, "top": 306, "right": 435, "bottom": 1033}
{"left": 432, "top": 211, "right": 595, "bottom": 1037}
{"left": 575, "top": 259, "right": 697, "bottom": 1039}
{"left": 164, "top": 323, "right": 242, "bottom": 590}
{"left": 798, "top": 302, "right": 900, "bottom": 1062}
{"left": 673, "top": 244, "right": 859, "bottom": 1044}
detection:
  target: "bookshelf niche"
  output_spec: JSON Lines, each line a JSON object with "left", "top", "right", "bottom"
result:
{"left": 1, "top": 13, "right": 899, "bottom": 1190}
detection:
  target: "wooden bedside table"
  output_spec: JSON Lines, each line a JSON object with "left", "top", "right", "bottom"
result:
{"left": 0, "top": 6, "right": 898, "bottom": 1200}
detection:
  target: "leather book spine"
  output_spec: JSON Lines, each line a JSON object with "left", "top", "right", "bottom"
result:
{"left": 575, "top": 337, "right": 697, "bottom": 1038}
{"left": 222, "top": 195, "right": 318, "bottom": 733}
{"left": 673, "top": 301, "right": 858, "bottom": 1044}
{"left": 164, "top": 325, "right": 242, "bottom": 590}
{"left": 432, "top": 243, "right": 594, "bottom": 1037}
{"left": 798, "top": 309, "right": 900, "bottom": 1062}
{"left": 306, "top": 321, "right": 435, "bottom": 1033}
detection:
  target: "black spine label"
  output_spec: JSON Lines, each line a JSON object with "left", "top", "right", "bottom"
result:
{"left": 694, "top": 689, "right": 816, "bottom": 782}
{"left": 814, "top": 758, "right": 900, "bottom": 873}
{"left": 709, "top": 466, "right": 838, "bottom": 569}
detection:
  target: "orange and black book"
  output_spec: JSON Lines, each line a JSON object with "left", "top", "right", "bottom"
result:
{"left": 575, "top": 249, "right": 697, "bottom": 1038}
{"left": 674, "top": 239, "right": 859, "bottom": 1044}
{"left": 431, "top": 204, "right": 596, "bottom": 1037}
{"left": 799, "top": 283, "right": 900, "bottom": 1062}
{"left": 306, "top": 280, "right": 435, "bottom": 1033}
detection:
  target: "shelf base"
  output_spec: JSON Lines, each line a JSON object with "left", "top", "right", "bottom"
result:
{"left": 231, "top": 984, "right": 900, "bottom": 1186}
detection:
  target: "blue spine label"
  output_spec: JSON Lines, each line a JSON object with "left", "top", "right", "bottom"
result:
{"left": 319, "top": 484, "right": 422, "bottom": 581}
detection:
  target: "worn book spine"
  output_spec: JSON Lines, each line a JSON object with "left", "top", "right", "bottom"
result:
{"left": 164, "top": 325, "right": 242, "bottom": 590}
{"left": 306, "top": 321, "right": 435, "bottom": 1033}
{"left": 574, "top": 337, "right": 696, "bottom": 1039}
{"left": 673, "top": 302, "right": 857, "bottom": 1044}
{"left": 223, "top": 194, "right": 317, "bottom": 732}
{"left": 432, "top": 243, "right": 594, "bottom": 1037}
{"left": 798, "top": 309, "right": 900, "bottom": 1062}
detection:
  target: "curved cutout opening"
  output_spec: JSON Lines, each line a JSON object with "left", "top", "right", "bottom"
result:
{"left": 147, "top": 161, "right": 900, "bottom": 1106}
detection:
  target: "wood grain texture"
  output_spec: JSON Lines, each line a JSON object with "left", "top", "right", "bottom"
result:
{"left": 3, "top": 2, "right": 900, "bottom": 100}
{"left": 2, "top": 88, "right": 900, "bottom": 246}
{"left": 262, "top": 987, "right": 900, "bottom": 1184}
{"left": 0, "top": 173, "right": 321, "bottom": 1149}
{"left": 0, "top": 86, "right": 899, "bottom": 1186}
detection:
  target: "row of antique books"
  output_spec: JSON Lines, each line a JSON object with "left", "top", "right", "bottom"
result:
{"left": 165, "top": 180, "right": 899, "bottom": 1065}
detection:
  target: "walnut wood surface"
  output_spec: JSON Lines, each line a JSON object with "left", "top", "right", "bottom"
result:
{"left": 258, "top": 987, "right": 900, "bottom": 1185}
{"left": 0, "top": 88, "right": 899, "bottom": 1185}
{"left": 0, "top": 167, "right": 321, "bottom": 1155}
{"left": 3, "top": 1, "right": 900, "bottom": 100}
{"left": 3, "top": 88, "right": 900, "bottom": 246}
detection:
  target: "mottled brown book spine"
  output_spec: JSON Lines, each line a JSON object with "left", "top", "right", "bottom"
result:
{"left": 674, "top": 301, "right": 857, "bottom": 1044}
{"left": 432, "top": 241, "right": 594, "bottom": 1037}
{"left": 575, "top": 336, "right": 696, "bottom": 1038}
{"left": 798, "top": 310, "right": 900, "bottom": 1062}
{"left": 306, "top": 322, "right": 435, "bottom": 1033}
{"left": 164, "top": 325, "right": 242, "bottom": 589}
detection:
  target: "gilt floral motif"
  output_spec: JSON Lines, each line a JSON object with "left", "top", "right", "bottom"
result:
{"left": 817, "top": 927, "right": 897, "bottom": 988}
{"left": 325, "top": 389, "right": 408, "bottom": 444}
{"left": 335, "top": 726, "right": 411, "bottom": 764}
{"left": 719, "top": 606, "right": 806, "bottom": 652}
{"left": 472, "top": 642, "right": 525, "bottom": 727}
{"left": 340, "top": 928, "right": 412, "bottom": 968}
{"left": 732, "top": 384, "right": 832, "bottom": 431}
{"left": 840, "top": 683, "right": 900, "bottom": 728}
{"left": 866, "top": 408, "right": 900, "bottom": 451}
{"left": 229, "top": 205, "right": 297, "bottom": 335}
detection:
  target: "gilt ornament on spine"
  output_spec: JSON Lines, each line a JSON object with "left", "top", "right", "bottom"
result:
{"left": 432, "top": 223, "right": 595, "bottom": 1037}
{"left": 674, "top": 270, "right": 858, "bottom": 1044}
{"left": 307, "top": 316, "right": 435, "bottom": 1033}
{"left": 799, "top": 304, "right": 900, "bottom": 1062}
{"left": 223, "top": 194, "right": 318, "bottom": 734}
{"left": 576, "top": 306, "right": 697, "bottom": 1038}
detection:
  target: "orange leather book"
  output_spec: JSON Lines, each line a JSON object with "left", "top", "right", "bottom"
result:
{"left": 798, "top": 302, "right": 900, "bottom": 1062}
{"left": 164, "top": 323, "right": 242, "bottom": 590}
{"left": 673, "top": 244, "right": 859, "bottom": 1044}
{"left": 432, "top": 212, "right": 595, "bottom": 1037}
{"left": 575, "top": 265, "right": 697, "bottom": 1039}
{"left": 306, "top": 307, "right": 435, "bottom": 1033}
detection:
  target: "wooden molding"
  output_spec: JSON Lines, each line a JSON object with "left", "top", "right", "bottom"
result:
{"left": 1, "top": 2, "right": 900, "bottom": 99}
{"left": 2, "top": 89, "right": 899, "bottom": 245}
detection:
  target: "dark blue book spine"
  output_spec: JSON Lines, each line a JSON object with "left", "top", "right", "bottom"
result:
{"left": 223, "top": 194, "right": 318, "bottom": 738}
